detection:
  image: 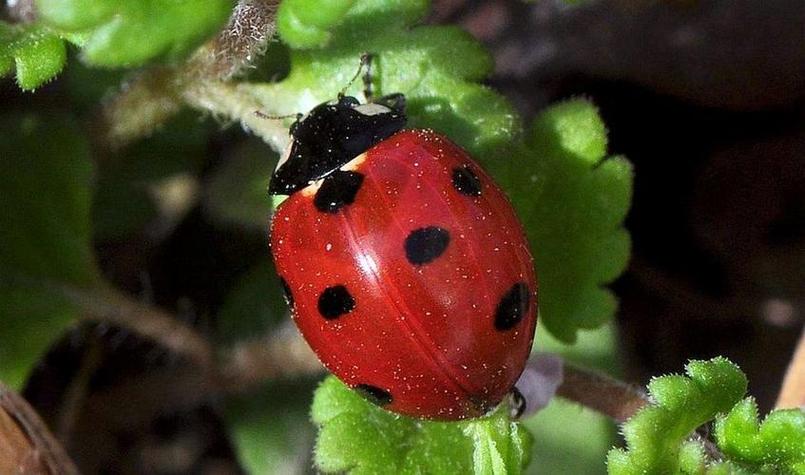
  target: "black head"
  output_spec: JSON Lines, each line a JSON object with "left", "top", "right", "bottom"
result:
{"left": 268, "top": 94, "right": 407, "bottom": 195}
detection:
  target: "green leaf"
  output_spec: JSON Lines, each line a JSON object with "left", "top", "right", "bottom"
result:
{"left": 311, "top": 376, "right": 532, "bottom": 474}
{"left": 215, "top": 261, "right": 287, "bottom": 346}
{"left": 204, "top": 138, "right": 276, "bottom": 231}
{"left": 224, "top": 380, "right": 317, "bottom": 474}
{"left": 715, "top": 398, "right": 805, "bottom": 474}
{"left": 35, "top": 0, "right": 231, "bottom": 66}
{"left": 92, "top": 111, "right": 208, "bottom": 241}
{"left": 0, "top": 22, "right": 66, "bottom": 90}
{"left": 277, "top": 0, "right": 356, "bottom": 48}
{"left": 0, "top": 113, "right": 97, "bottom": 388}
{"left": 607, "top": 357, "right": 748, "bottom": 475}
{"left": 486, "top": 99, "right": 632, "bottom": 342}
{"left": 255, "top": 0, "right": 517, "bottom": 158}
{"left": 677, "top": 439, "right": 707, "bottom": 474}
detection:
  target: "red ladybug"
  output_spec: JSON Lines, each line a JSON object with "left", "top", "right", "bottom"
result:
{"left": 269, "top": 92, "right": 537, "bottom": 420}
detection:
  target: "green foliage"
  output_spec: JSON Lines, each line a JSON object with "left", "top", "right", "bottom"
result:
{"left": 204, "top": 138, "right": 276, "bottom": 232}
{"left": 215, "top": 262, "right": 287, "bottom": 345}
{"left": 92, "top": 112, "right": 209, "bottom": 240}
{"left": 277, "top": 0, "right": 356, "bottom": 48}
{"left": 607, "top": 358, "right": 749, "bottom": 474}
{"left": 0, "top": 22, "right": 66, "bottom": 90}
{"left": 311, "top": 376, "right": 532, "bottom": 474}
{"left": 265, "top": 0, "right": 515, "bottom": 159}
{"left": 35, "top": 0, "right": 231, "bottom": 66}
{"left": 488, "top": 99, "right": 632, "bottom": 342}
{"left": 0, "top": 113, "right": 97, "bottom": 388}
{"left": 224, "top": 380, "right": 317, "bottom": 474}
{"left": 715, "top": 398, "right": 805, "bottom": 474}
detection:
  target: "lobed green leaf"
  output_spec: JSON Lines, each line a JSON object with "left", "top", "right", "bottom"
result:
{"left": 277, "top": 0, "right": 356, "bottom": 48}
{"left": 224, "top": 3, "right": 633, "bottom": 346}
{"left": 0, "top": 22, "right": 66, "bottom": 90}
{"left": 35, "top": 0, "right": 231, "bottom": 66}
{"left": 256, "top": 0, "right": 517, "bottom": 159}
{"left": 0, "top": 113, "right": 97, "bottom": 388}
{"left": 715, "top": 398, "right": 805, "bottom": 474}
{"left": 487, "top": 99, "right": 633, "bottom": 342}
{"left": 311, "top": 376, "right": 532, "bottom": 474}
{"left": 607, "top": 357, "right": 748, "bottom": 474}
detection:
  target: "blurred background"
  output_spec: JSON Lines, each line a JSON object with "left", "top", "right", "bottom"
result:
{"left": 2, "top": 0, "right": 803, "bottom": 473}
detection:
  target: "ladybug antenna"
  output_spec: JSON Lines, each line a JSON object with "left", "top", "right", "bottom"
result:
{"left": 339, "top": 52, "right": 375, "bottom": 102}
{"left": 254, "top": 110, "right": 302, "bottom": 121}
{"left": 255, "top": 110, "right": 304, "bottom": 136}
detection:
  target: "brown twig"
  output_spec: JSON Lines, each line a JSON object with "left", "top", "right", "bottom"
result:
{"left": 56, "top": 281, "right": 322, "bottom": 393}
{"left": 556, "top": 363, "right": 649, "bottom": 423}
{"left": 59, "top": 284, "right": 217, "bottom": 374}
{"left": 218, "top": 320, "right": 323, "bottom": 392}
{"left": 775, "top": 327, "right": 805, "bottom": 409}
{"left": 0, "top": 382, "right": 80, "bottom": 475}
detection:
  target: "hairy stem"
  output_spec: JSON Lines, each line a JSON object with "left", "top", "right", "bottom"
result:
{"left": 57, "top": 282, "right": 320, "bottom": 391}
{"left": 6, "top": 0, "right": 37, "bottom": 23}
{"left": 102, "top": 0, "right": 281, "bottom": 147}
{"left": 181, "top": 80, "right": 291, "bottom": 150}
{"left": 57, "top": 284, "right": 216, "bottom": 373}
{"left": 217, "top": 320, "right": 323, "bottom": 392}
{"left": 188, "top": 0, "right": 281, "bottom": 81}
{"left": 557, "top": 363, "right": 648, "bottom": 423}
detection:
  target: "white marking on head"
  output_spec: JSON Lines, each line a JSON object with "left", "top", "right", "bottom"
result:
{"left": 354, "top": 103, "right": 392, "bottom": 116}
{"left": 276, "top": 142, "right": 293, "bottom": 173}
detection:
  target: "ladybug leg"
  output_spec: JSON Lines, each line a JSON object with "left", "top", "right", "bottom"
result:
{"left": 507, "top": 387, "right": 527, "bottom": 419}
{"left": 360, "top": 54, "right": 406, "bottom": 114}
{"left": 339, "top": 53, "right": 374, "bottom": 101}
{"left": 361, "top": 52, "right": 375, "bottom": 102}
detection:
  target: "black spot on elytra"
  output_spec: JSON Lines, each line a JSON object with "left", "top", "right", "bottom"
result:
{"left": 404, "top": 226, "right": 450, "bottom": 265}
{"left": 279, "top": 277, "right": 294, "bottom": 308}
{"left": 354, "top": 384, "right": 393, "bottom": 406}
{"left": 318, "top": 285, "right": 355, "bottom": 319}
{"left": 314, "top": 170, "right": 365, "bottom": 213}
{"left": 452, "top": 165, "right": 482, "bottom": 196}
{"left": 494, "top": 282, "right": 531, "bottom": 331}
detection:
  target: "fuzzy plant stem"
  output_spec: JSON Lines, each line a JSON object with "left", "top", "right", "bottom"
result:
{"left": 557, "top": 363, "right": 649, "bottom": 422}
{"left": 102, "top": 0, "right": 281, "bottom": 147}
{"left": 56, "top": 282, "right": 320, "bottom": 391}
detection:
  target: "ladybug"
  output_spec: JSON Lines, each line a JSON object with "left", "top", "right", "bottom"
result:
{"left": 268, "top": 76, "right": 537, "bottom": 420}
